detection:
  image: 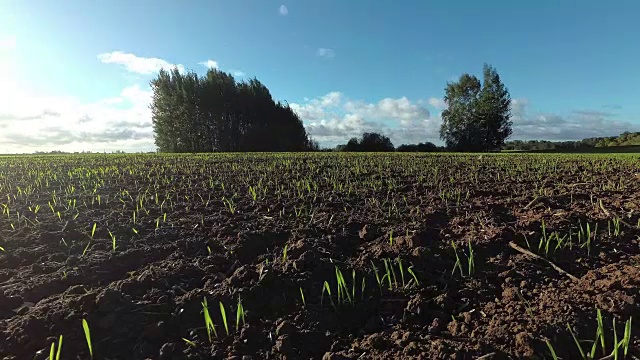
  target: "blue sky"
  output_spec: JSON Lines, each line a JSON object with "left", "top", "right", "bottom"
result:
{"left": 1, "top": 0, "right": 639, "bottom": 152}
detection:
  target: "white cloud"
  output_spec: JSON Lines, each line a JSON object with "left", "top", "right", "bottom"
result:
{"left": 428, "top": 97, "right": 447, "bottom": 110}
{"left": 0, "top": 83, "right": 155, "bottom": 153}
{"left": 316, "top": 48, "right": 335, "bottom": 59}
{"left": 291, "top": 94, "right": 640, "bottom": 148}
{"left": 510, "top": 98, "right": 638, "bottom": 141}
{"left": 279, "top": 5, "right": 288, "bottom": 15}
{"left": 291, "top": 92, "right": 437, "bottom": 147}
{"left": 344, "top": 97, "right": 430, "bottom": 127}
{"left": 199, "top": 59, "right": 219, "bottom": 69}
{"left": 97, "top": 51, "right": 184, "bottom": 74}
{"left": 231, "top": 69, "right": 245, "bottom": 77}
{"left": 0, "top": 35, "right": 16, "bottom": 50}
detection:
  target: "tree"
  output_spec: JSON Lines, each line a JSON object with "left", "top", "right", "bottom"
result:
{"left": 440, "top": 64, "right": 512, "bottom": 151}
{"left": 396, "top": 142, "right": 441, "bottom": 152}
{"left": 360, "top": 132, "right": 395, "bottom": 151}
{"left": 338, "top": 132, "right": 395, "bottom": 152}
{"left": 150, "top": 67, "right": 316, "bottom": 153}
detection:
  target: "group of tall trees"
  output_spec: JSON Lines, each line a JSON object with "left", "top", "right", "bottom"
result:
{"left": 151, "top": 68, "right": 317, "bottom": 152}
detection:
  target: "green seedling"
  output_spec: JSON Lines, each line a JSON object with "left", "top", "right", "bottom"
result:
{"left": 406, "top": 266, "right": 419, "bottom": 287}
{"left": 351, "top": 269, "right": 357, "bottom": 301}
{"left": 334, "top": 266, "right": 352, "bottom": 305}
{"left": 236, "top": 296, "right": 245, "bottom": 330}
{"left": 613, "top": 317, "right": 619, "bottom": 360}
{"left": 383, "top": 259, "right": 393, "bottom": 290}
{"left": 219, "top": 301, "right": 229, "bottom": 336}
{"left": 299, "top": 287, "right": 306, "bottom": 307}
{"left": 467, "top": 240, "right": 475, "bottom": 276}
{"left": 451, "top": 241, "right": 464, "bottom": 277}
{"left": 595, "top": 307, "right": 605, "bottom": 357}
{"left": 516, "top": 289, "right": 534, "bottom": 318}
{"left": 545, "top": 340, "right": 559, "bottom": 360}
{"left": 397, "top": 258, "right": 406, "bottom": 288}
{"left": 82, "top": 240, "right": 91, "bottom": 257}
{"left": 108, "top": 230, "right": 116, "bottom": 252}
{"left": 371, "top": 261, "right": 383, "bottom": 294}
{"left": 82, "top": 319, "right": 93, "bottom": 359}
{"left": 321, "top": 281, "right": 335, "bottom": 309}
{"left": 222, "top": 197, "right": 236, "bottom": 214}
{"left": 566, "top": 309, "right": 633, "bottom": 360}
{"left": 622, "top": 317, "right": 632, "bottom": 357}
{"left": 202, "top": 297, "right": 217, "bottom": 342}
{"left": 182, "top": 338, "right": 197, "bottom": 347}
{"left": 612, "top": 217, "right": 621, "bottom": 237}
{"left": 49, "top": 335, "right": 63, "bottom": 360}
{"left": 567, "top": 323, "right": 587, "bottom": 359}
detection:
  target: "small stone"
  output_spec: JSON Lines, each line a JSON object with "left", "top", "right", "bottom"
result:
{"left": 462, "top": 311, "right": 472, "bottom": 324}
{"left": 428, "top": 317, "right": 442, "bottom": 334}
{"left": 359, "top": 225, "right": 378, "bottom": 241}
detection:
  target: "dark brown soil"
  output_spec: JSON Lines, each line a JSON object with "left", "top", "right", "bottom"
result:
{"left": 0, "top": 153, "right": 639, "bottom": 359}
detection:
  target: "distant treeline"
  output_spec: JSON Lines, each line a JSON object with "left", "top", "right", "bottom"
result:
{"left": 333, "top": 132, "right": 444, "bottom": 152}
{"left": 503, "top": 132, "right": 640, "bottom": 151}
{"left": 332, "top": 131, "right": 640, "bottom": 153}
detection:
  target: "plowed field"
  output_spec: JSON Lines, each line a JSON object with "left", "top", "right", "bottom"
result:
{"left": 0, "top": 153, "right": 638, "bottom": 359}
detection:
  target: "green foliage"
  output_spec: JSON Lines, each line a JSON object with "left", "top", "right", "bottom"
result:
{"left": 504, "top": 131, "right": 640, "bottom": 152}
{"left": 150, "top": 68, "right": 316, "bottom": 153}
{"left": 219, "top": 301, "right": 229, "bottom": 336}
{"left": 337, "top": 132, "right": 395, "bottom": 152}
{"left": 396, "top": 142, "right": 443, "bottom": 152}
{"left": 201, "top": 297, "right": 217, "bottom": 342}
{"left": 82, "top": 319, "right": 93, "bottom": 359}
{"left": 440, "top": 64, "right": 512, "bottom": 151}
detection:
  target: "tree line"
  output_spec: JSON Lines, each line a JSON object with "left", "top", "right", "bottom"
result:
{"left": 150, "top": 63, "right": 517, "bottom": 153}
{"left": 504, "top": 132, "right": 640, "bottom": 151}
{"left": 150, "top": 68, "right": 318, "bottom": 152}
{"left": 333, "top": 133, "right": 443, "bottom": 152}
